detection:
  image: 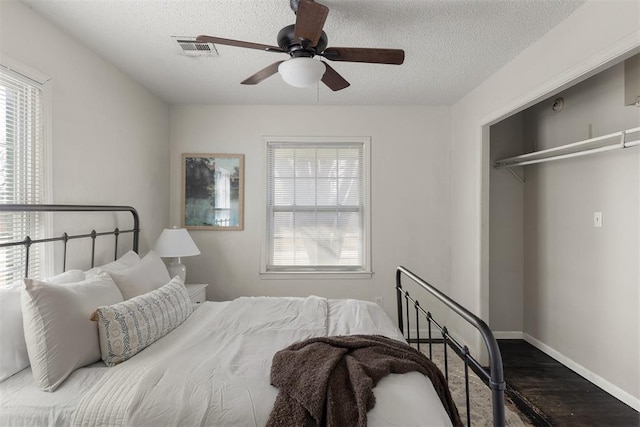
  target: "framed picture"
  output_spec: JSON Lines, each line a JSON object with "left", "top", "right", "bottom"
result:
{"left": 182, "top": 153, "right": 244, "bottom": 231}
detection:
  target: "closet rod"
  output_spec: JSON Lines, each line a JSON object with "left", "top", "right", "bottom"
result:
{"left": 494, "top": 126, "right": 640, "bottom": 169}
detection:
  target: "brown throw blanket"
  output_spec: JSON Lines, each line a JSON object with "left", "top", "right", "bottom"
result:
{"left": 267, "top": 335, "right": 462, "bottom": 427}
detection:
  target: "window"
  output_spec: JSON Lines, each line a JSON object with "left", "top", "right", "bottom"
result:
{"left": 0, "top": 64, "right": 48, "bottom": 283}
{"left": 263, "top": 136, "right": 371, "bottom": 277}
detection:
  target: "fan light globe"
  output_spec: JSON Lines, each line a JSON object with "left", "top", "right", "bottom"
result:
{"left": 278, "top": 57, "right": 326, "bottom": 88}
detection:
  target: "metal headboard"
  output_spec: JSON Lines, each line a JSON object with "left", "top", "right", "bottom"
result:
{"left": 396, "top": 265, "right": 506, "bottom": 427}
{"left": 0, "top": 204, "right": 139, "bottom": 277}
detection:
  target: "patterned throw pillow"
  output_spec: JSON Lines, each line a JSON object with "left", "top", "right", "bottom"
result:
{"left": 95, "top": 277, "right": 193, "bottom": 366}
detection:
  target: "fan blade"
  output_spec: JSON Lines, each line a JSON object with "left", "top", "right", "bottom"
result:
{"left": 321, "top": 62, "right": 350, "bottom": 91}
{"left": 241, "top": 61, "right": 285, "bottom": 85}
{"left": 196, "top": 35, "right": 285, "bottom": 53}
{"left": 322, "top": 47, "right": 405, "bottom": 65}
{"left": 293, "top": 0, "right": 329, "bottom": 47}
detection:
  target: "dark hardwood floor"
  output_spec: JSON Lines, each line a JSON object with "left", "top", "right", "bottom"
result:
{"left": 499, "top": 339, "right": 640, "bottom": 426}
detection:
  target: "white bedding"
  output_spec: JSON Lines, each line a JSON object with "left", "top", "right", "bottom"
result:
{"left": 2, "top": 297, "right": 453, "bottom": 426}
{"left": 0, "top": 362, "right": 108, "bottom": 426}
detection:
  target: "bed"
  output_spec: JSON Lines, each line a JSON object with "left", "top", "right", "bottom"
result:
{"left": 0, "top": 204, "right": 505, "bottom": 427}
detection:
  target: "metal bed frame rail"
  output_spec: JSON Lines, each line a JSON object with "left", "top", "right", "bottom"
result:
{"left": 396, "top": 266, "right": 505, "bottom": 427}
{"left": 0, "top": 204, "right": 139, "bottom": 278}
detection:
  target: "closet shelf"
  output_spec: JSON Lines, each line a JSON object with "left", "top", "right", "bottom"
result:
{"left": 494, "top": 126, "right": 640, "bottom": 169}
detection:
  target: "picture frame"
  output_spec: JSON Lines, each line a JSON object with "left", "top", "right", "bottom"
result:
{"left": 181, "top": 153, "right": 244, "bottom": 231}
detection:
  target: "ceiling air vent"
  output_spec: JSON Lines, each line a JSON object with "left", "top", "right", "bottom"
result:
{"left": 172, "top": 37, "right": 219, "bottom": 57}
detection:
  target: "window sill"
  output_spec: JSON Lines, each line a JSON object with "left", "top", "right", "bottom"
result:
{"left": 259, "top": 271, "right": 373, "bottom": 280}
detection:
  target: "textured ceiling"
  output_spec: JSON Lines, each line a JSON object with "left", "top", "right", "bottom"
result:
{"left": 19, "top": 0, "right": 585, "bottom": 106}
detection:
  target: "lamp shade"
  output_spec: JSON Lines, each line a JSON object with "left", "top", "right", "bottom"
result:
{"left": 278, "top": 57, "right": 326, "bottom": 88}
{"left": 154, "top": 228, "right": 200, "bottom": 258}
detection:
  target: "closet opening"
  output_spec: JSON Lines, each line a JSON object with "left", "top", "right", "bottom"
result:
{"left": 486, "top": 53, "right": 639, "bottom": 411}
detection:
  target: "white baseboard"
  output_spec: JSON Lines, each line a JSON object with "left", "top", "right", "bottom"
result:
{"left": 493, "top": 331, "right": 524, "bottom": 339}
{"left": 523, "top": 333, "right": 640, "bottom": 412}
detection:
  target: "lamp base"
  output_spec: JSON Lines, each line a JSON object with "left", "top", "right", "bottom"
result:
{"left": 166, "top": 257, "right": 186, "bottom": 283}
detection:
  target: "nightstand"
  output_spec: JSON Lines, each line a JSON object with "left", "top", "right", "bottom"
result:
{"left": 185, "top": 284, "right": 208, "bottom": 304}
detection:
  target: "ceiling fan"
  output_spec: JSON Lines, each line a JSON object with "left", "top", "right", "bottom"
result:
{"left": 196, "top": 0, "right": 405, "bottom": 91}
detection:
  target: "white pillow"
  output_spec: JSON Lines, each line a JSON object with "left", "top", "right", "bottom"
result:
{"left": 43, "top": 269, "right": 86, "bottom": 284}
{"left": 0, "top": 270, "right": 86, "bottom": 383}
{"left": 96, "top": 277, "right": 192, "bottom": 366}
{"left": 21, "top": 273, "right": 124, "bottom": 391}
{"left": 108, "top": 250, "right": 171, "bottom": 300}
{"left": 0, "top": 282, "right": 29, "bottom": 382}
{"left": 85, "top": 250, "right": 140, "bottom": 278}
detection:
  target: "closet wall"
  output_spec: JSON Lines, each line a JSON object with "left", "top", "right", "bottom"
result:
{"left": 490, "top": 59, "right": 640, "bottom": 403}
{"left": 489, "top": 113, "right": 526, "bottom": 333}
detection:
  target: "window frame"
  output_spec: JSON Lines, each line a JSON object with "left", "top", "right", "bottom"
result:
{"left": 0, "top": 57, "right": 52, "bottom": 281}
{"left": 261, "top": 136, "right": 372, "bottom": 279}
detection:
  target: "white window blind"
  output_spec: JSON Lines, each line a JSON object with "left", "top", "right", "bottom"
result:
{"left": 265, "top": 138, "right": 370, "bottom": 274}
{"left": 0, "top": 67, "right": 45, "bottom": 284}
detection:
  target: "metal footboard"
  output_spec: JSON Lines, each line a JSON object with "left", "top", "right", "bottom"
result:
{"left": 0, "top": 204, "right": 139, "bottom": 278}
{"left": 396, "top": 266, "right": 505, "bottom": 427}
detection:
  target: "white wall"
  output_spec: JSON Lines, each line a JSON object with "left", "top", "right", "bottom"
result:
{"left": 489, "top": 113, "right": 525, "bottom": 333}
{"left": 0, "top": 0, "right": 170, "bottom": 263}
{"left": 169, "top": 105, "right": 451, "bottom": 314}
{"left": 522, "top": 61, "right": 639, "bottom": 403}
{"left": 451, "top": 0, "right": 640, "bottom": 408}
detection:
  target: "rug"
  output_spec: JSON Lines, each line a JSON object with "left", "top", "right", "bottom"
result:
{"left": 417, "top": 343, "right": 534, "bottom": 426}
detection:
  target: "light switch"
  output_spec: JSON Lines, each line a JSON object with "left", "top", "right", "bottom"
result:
{"left": 594, "top": 212, "right": 603, "bottom": 228}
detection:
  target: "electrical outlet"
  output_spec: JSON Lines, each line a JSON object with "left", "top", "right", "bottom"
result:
{"left": 374, "top": 296, "right": 383, "bottom": 306}
{"left": 594, "top": 212, "right": 603, "bottom": 228}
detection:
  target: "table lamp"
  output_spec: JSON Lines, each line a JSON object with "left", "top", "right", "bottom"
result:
{"left": 154, "top": 227, "right": 200, "bottom": 283}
